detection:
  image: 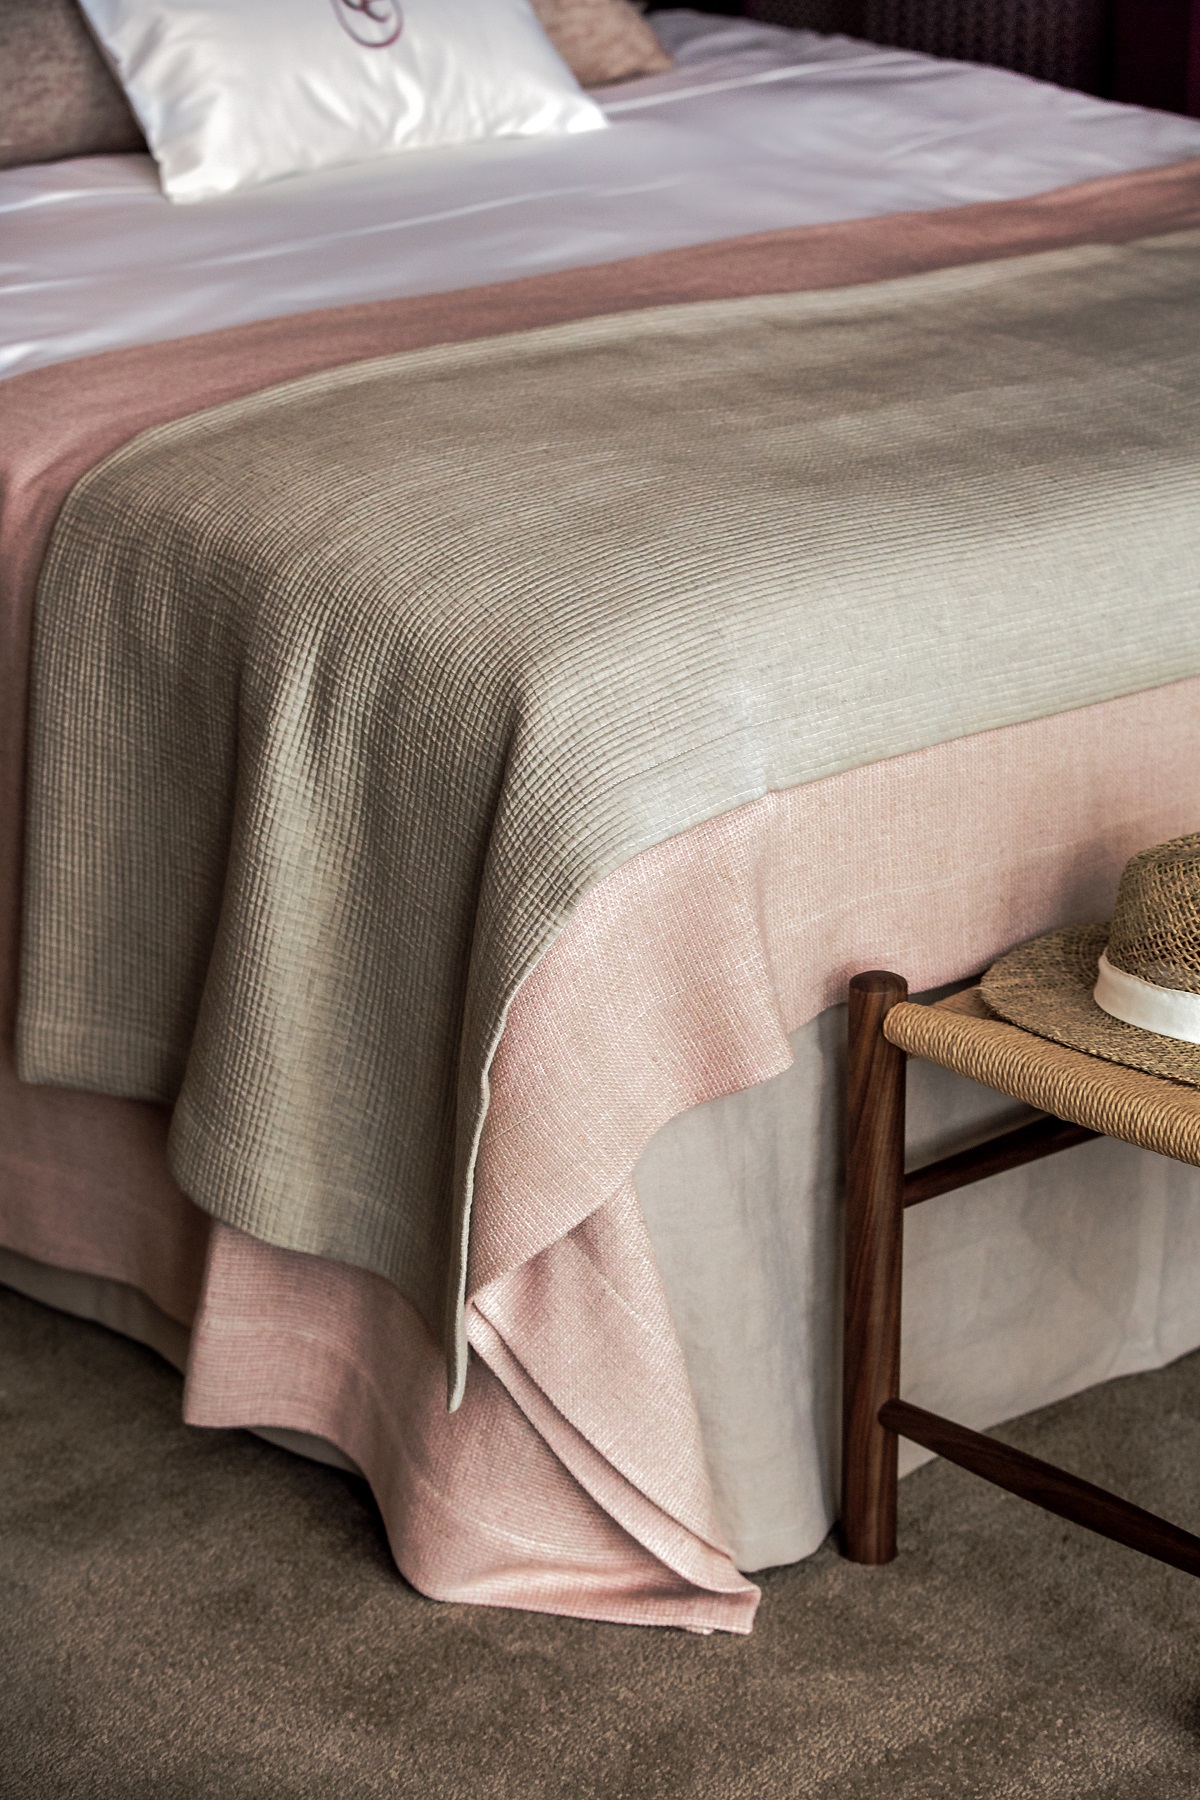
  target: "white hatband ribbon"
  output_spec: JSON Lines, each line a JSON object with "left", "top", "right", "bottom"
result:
{"left": 1094, "top": 950, "right": 1200, "bottom": 1045}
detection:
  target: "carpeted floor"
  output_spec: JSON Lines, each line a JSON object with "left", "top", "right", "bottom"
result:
{"left": 2, "top": 1284, "right": 1199, "bottom": 1799}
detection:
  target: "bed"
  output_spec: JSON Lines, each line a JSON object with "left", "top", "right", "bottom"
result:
{"left": 3, "top": 4, "right": 1200, "bottom": 1635}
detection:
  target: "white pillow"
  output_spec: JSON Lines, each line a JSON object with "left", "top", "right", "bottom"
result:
{"left": 76, "top": 0, "right": 607, "bottom": 203}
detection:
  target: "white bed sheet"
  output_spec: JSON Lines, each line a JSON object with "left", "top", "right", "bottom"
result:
{"left": 4, "top": 9, "right": 1200, "bottom": 379}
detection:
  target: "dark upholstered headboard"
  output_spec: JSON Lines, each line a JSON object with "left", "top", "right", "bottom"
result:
{"left": 751, "top": 0, "right": 1111, "bottom": 92}
{"left": 689, "top": 0, "right": 1200, "bottom": 114}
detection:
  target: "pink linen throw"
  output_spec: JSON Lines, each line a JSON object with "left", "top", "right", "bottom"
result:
{"left": 4, "top": 676, "right": 1199, "bottom": 1630}
{"left": 3, "top": 162, "right": 1199, "bottom": 1632}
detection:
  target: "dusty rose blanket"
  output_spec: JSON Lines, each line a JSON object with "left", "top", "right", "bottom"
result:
{"left": 5, "top": 676, "right": 1199, "bottom": 1629}
{"left": 3, "top": 160, "right": 1200, "bottom": 1633}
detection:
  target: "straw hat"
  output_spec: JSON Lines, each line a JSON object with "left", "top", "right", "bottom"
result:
{"left": 981, "top": 833, "right": 1200, "bottom": 1088}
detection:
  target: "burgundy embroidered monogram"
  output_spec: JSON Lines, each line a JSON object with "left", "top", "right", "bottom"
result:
{"left": 331, "top": 0, "right": 404, "bottom": 49}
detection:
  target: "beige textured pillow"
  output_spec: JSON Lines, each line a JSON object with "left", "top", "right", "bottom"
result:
{"left": 531, "top": 0, "right": 672, "bottom": 86}
{"left": 0, "top": 0, "right": 145, "bottom": 169}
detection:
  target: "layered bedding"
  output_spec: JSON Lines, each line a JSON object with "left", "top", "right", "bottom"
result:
{"left": 19, "top": 220, "right": 1200, "bottom": 1375}
{"left": 4, "top": 10, "right": 1200, "bottom": 1632}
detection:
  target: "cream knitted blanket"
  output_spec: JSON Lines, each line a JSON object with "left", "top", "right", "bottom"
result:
{"left": 19, "top": 229, "right": 1200, "bottom": 1398}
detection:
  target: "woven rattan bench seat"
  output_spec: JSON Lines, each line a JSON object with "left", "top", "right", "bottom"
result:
{"left": 884, "top": 987, "right": 1200, "bottom": 1169}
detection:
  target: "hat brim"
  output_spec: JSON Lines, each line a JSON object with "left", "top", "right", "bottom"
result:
{"left": 981, "top": 923, "right": 1200, "bottom": 1090}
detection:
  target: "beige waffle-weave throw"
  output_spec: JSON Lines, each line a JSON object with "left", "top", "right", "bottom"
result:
{"left": 18, "top": 229, "right": 1200, "bottom": 1398}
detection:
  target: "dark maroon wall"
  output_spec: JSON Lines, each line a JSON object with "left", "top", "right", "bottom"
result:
{"left": 1112, "top": 0, "right": 1200, "bottom": 114}
{"left": 742, "top": 0, "right": 1109, "bottom": 90}
{"left": 737, "top": 0, "right": 1200, "bottom": 113}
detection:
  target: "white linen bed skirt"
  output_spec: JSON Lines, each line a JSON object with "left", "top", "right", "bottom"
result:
{"left": 637, "top": 1008, "right": 1200, "bottom": 1568}
{"left": 7, "top": 1011, "right": 1199, "bottom": 1576}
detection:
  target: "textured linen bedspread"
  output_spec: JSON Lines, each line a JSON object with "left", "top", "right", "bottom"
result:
{"left": 18, "top": 226, "right": 1200, "bottom": 1397}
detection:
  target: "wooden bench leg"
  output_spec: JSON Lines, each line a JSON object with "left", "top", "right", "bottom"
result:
{"left": 842, "top": 970, "right": 907, "bottom": 1563}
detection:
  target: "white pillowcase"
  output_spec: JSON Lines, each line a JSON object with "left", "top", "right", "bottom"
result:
{"left": 77, "top": 0, "right": 607, "bottom": 203}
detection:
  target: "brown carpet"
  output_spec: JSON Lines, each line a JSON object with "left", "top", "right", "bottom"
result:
{"left": 2, "top": 1284, "right": 1198, "bottom": 1799}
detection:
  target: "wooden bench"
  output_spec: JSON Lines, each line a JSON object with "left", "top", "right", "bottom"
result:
{"left": 841, "top": 972, "right": 1200, "bottom": 1575}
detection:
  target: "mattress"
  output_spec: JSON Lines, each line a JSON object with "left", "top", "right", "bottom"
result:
{"left": 4, "top": 9, "right": 1200, "bottom": 1627}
